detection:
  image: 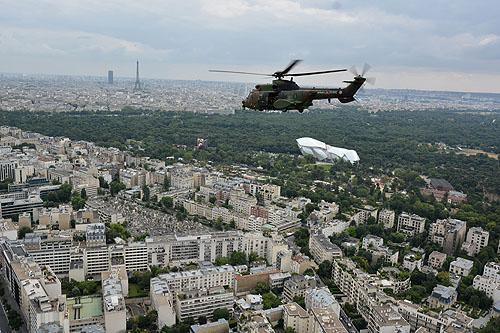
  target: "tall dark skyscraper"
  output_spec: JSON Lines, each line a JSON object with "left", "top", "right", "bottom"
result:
{"left": 108, "top": 70, "right": 114, "bottom": 84}
{"left": 133, "top": 60, "right": 142, "bottom": 91}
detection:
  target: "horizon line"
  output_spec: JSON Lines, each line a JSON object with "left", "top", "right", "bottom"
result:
{"left": 1, "top": 71, "right": 500, "bottom": 96}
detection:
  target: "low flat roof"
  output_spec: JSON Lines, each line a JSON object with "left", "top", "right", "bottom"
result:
{"left": 67, "top": 296, "right": 104, "bottom": 320}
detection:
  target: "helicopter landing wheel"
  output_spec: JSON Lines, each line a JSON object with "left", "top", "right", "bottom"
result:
{"left": 298, "top": 109, "right": 304, "bottom": 113}
{"left": 282, "top": 109, "right": 287, "bottom": 113}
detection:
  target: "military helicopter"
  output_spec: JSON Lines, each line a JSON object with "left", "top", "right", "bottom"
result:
{"left": 210, "top": 60, "right": 374, "bottom": 112}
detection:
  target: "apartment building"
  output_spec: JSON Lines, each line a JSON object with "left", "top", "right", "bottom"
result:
{"left": 308, "top": 232, "right": 342, "bottom": 264}
{"left": 304, "top": 288, "right": 340, "bottom": 316}
{"left": 0, "top": 194, "right": 43, "bottom": 218}
{"left": 146, "top": 232, "right": 245, "bottom": 266}
{"left": 367, "top": 305, "right": 410, "bottom": 333}
{"left": 190, "top": 319, "right": 229, "bottom": 333}
{"left": 245, "top": 215, "right": 266, "bottom": 232}
{"left": 275, "top": 248, "right": 292, "bottom": 272}
{"left": 24, "top": 233, "right": 72, "bottom": 276}
{"left": 119, "top": 169, "right": 140, "bottom": 188}
{"left": 182, "top": 200, "right": 249, "bottom": 230}
{"left": 464, "top": 227, "right": 489, "bottom": 255}
{"left": 429, "top": 285, "right": 457, "bottom": 309}
{"left": 362, "top": 235, "right": 384, "bottom": 249}
{"left": 403, "top": 253, "right": 423, "bottom": 272}
{"left": 86, "top": 223, "right": 106, "bottom": 248}
{"left": 283, "top": 275, "right": 317, "bottom": 302}
{"left": 397, "top": 212, "right": 426, "bottom": 236}
{"left": 428, "top": 218, "right": 466, "bottom": 255}
{"left": 0, "top": 240, "right": 69, "bottom": 333}
{"left": 283, "top": 302, "right": 309, "bottom": 333}
{"left": 123, "top": 242, "right": 148, "bottom": 272}
{"left": 229, "top": 186, "right": 257, "bottom": 215}
{"left": 428, "top": 251, "right": 447, "bottom": 269}
{"left": 248, "top": 183, "right": 280, "bottom": 201}
{"left": 398, "top": 300, "right": 449, "bottom": 333}
{"left": 449, "top": 257, "right": 474, "bottom": 277}
{"left": 0, "top": 218, "right": 17, "bottom": 240}
{"left": 84, "top": 247, "right": 111, "bottom": 276}
{"left": 484, "top": 262, "right": 500, "bottom": 281}
{"left": 269, "top": 272, "right": 291, "bottom": 290}
{"left": 354, "top": 205, "right": 378, "bottom": 224}
{"left": 23, "top": 277, "right": 69, "bottom": 333}
{"left": 378, "top": 209, "right": 396, "bottom": 229}
{"left": 0, "top": 159, "right": 19, "bottom": 181}
{"left": 473, "top": 275, "right": 500, "bottom": 298}
{"left": 309, "top": 307, "right": 348, "bottom": 333}
{"left": 155, "top": 265, "right": 236, "bottom": 293}
{"left": 102, "top": 270, "right": 126, "bottom": 333}
{"left": 150, "top": 277, "right": 176, "bottom": 329}
{"left": 170, "top": 170, "right": 195, "bottom": 190}
{"left": 175, "top": 286, "right": 233, "bottom": 322}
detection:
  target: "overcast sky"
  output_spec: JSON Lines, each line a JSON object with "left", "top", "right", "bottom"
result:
{"left": 1, "top": 0, "right": 499, "bottom": 93}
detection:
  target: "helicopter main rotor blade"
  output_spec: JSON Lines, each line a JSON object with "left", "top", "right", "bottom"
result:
{"left": 286, "top": 69, "right": 347, "bottom": 77}
{"left": 366, "top": 77, "right": 376, "bottom": 85}
{"left": 280, "top": 59, "right": 302, "bottom": 75}
{"left": 349, "top": 66, "right": 359, "bottom": 76}
{"left": 361, "top": 63, "right": 371, "bottom": 76}
{"left": 208, "top": 70, "right": 271, "bottom": 76}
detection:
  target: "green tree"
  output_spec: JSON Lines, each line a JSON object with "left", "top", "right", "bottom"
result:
{"left": 80, "top": 188, "right": 87, "bottom": 199}
{"left": 252, "top": 282, "right": 270, "bottom": 295}
{"left": 212, "top": 308, "right": 230, "bottom": 321}
{"left": 317, "top": 260, "right": 332, "bottom": 279}
{"left": 72, "top": 195, "right": 86, "bottom": 210}
{"left": 436, "top": 271, "right": 451, "bottom": 286}
{"left": 98, "top": 176, "right": 108, "bottom": 189}
{"left": 18, "top": 226, "right": 33, "bottom": 239}
{"left": 215, "top": 257, "right": 230, "bottom": 266}
{"left": 293, "top": 296, "right": 306, "bottom": 308}
{"left": 229, "top": 251, "right": 246, "bottom": 266}
{"left": 262, "top": 292, "right": 282, "bottom": 309}
{"left": 248, "top": 252, "right": 258, "bottom": 264}
{"left": 161, "top": 196, "right": 174, "bottom": 209}
{"left": 142, "top": 184, "right": 150, "bottom": 202}
{"left": 110, "top": 181, "right": 126, "bottom": 195}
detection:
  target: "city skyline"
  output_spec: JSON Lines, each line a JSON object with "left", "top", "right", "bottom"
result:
{"left": 0, "top": 1, "right": 499, "bottom": 93}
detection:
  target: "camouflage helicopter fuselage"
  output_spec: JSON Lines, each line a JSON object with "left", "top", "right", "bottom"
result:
{"left": 242, "top": 76, "right": 366, "bottom": 112}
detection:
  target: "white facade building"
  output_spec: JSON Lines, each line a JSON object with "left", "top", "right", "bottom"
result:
{"left": 296, "top": 137, "right": 359, "bottom": 164}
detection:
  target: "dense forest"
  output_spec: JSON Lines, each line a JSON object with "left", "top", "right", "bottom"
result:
{"left": 1, "top": 107, "right": 499, "bottom": 201}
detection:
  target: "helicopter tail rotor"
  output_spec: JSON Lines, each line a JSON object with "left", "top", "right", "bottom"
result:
{"left": 349, "top": 63, "right": 376, "bottom": 88}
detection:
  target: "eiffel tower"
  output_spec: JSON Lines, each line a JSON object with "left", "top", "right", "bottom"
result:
{"left": 133, "top": 60, "right": 142, "bottom": 91}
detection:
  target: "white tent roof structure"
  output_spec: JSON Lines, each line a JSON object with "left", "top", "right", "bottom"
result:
{"left": 296, "top": 137, "right": 360, "bottom": 164}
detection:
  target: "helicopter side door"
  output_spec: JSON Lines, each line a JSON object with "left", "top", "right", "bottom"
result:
{"left": 257, "top": 92, "right": 269, "bottom": 110}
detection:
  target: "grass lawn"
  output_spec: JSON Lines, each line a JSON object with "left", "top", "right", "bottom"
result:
{"left": 128, "top": 283, "right": 149, "bottom": 298}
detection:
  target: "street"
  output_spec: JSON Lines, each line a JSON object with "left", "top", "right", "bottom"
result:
{"left": 339, "top": 307, "right": 359, "bottom": 333}
{"left": 472, "top": 310, "right": 491, "bottom": 330}
{"left": 0, "top": 299, "right": 12, "bottom": 333}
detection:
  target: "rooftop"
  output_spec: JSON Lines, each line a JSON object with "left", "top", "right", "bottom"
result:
{"left": 310, "top": 307, "right": 348, "bottom": 333}
{"left": 451, "top": 257, "right": 474, "bottom": 270}
{"left": 67, "top": 296, "right": 104, "bottom": 320}
{"left": 284, "top": 302, "right": 309, "bottom": 318}
{"left": 190, "top": 318, "right": 229, "bottom": 333}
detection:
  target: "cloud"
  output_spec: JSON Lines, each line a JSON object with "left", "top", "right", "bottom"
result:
{"left": 479, "top": 35, "right": 500, "bottom": 46}
{"left": 0, "top": 27, "right": 171, "bottom": 60}
{"left": 0, "top": 0, "right": 499, "bottom": 92}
